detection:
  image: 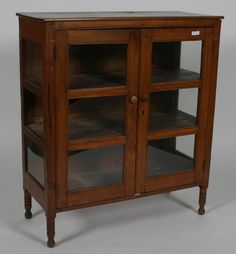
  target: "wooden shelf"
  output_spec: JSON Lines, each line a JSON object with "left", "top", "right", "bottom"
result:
{"left": 147, "top": 146, "right": 194, "bottom": 176}
{"left": 68, "top": 97, "right": 125, "bottom": 140}
{"left": 27, "top": 109, "right": 196, "bottom": 141}
{"left": 152, "top": 68, "right": 200, "bottom": 84}
{"left": 69, "top": 72, "right": 126, "bottom": 89}
{"left": 24, "top": 126, "right": 43, "bottom": 148}
{"left": 68, "top": 68, "right": 199, "bottom": 90}
{"left": 149, "top": 109, "right": 197, "bottom": 132}
{"left": 27, "top": 145, "right": 44, "bottom": 187}
{"left": 68, "top": 86, "right": 128, "bottom": 99}
{"left": 27, "top": 123, "right": 44, "bottom": 140}
{"left": 27, "top": 113, "right": 124, "bottom": 141}
{"left": 68, "top": 145, "right": 124, "bottom": 191}
{"left": 67, "top": 144, "right": 193, "bottom": 191}
{"left": 23, "top": 79, "right": 42, "bottom": 97}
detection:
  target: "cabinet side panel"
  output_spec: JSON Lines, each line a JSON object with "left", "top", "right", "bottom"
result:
{"left": 19, "top": 19, "right": 27, "bottom": 191}
{"left": 19, "top": 18, "right": 43, "bottom": 42}
{"left": 19, "top": 18, "right": 46, "bottom": 209}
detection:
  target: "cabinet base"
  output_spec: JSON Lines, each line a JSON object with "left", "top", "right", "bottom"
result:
{"left": 198, "top": 187, "right": 207, "bottom": 215}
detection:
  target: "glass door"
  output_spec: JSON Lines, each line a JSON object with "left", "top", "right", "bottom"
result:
{"left": 55, "top": 30, "right": 140, "bottom": 208}
{"left": 136, "top": 28, "right": 213, "bottom": 193}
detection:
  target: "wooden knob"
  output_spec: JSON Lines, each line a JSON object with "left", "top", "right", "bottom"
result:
{"left": 141, "top": 95, "right": 149, "bottom": 101}
{"left": 130, "top": 96, "right": 138, "bottom": 104}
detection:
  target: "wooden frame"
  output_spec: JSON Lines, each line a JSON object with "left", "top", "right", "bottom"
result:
{"left": 135, "top": 27, "right": 215, "bottom": 193}
{"left": 17, "top": 12, "right": 223, "bottom": 248}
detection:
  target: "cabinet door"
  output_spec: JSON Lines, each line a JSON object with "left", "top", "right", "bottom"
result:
{"left": 136, "top": 28, "right": 214, "bottom": 194}
{"left": 55, "top": 30, "right": 139, "bottom": 208}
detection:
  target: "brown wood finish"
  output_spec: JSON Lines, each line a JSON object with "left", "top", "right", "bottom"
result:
{"left": 147, "top": 126, "right": 199, "bottom": 140}
{"left": 68, "top": 86, "right": 127, "bottom": 99}
{"left": 17, "top": 12, "right": 223, "bottom": 247}
{"left": 202, "top": 21, "right": 222, "bottom": 188}
{"left": 62, "top": 182, "right": 198, "bottom": 212}
{"left": 193, "top": 28, "right": 214, "bottom": 184}
{"left": 19, "top": 18, "right": 43, "bottom": 42}
{"left": 135, "top": 29, "right": 152, "bottom": 194}
{"left": 24, "top": 171, "right": 45, "bottom": 209}
{"left": 55, "top": 30, "right": 68, "bottom": 211}
{"left": 23, "top": 126, "right": 43, "bottom": 148}
{"left": 23, "top": 79, "right": 43, "bottom": 97}
{"left": 151, "top": 79, "right": 201, "bottom": 91}
{"left": 68, "top": 136, "right": 126, "bottom": 150}
{"left": 24, "top": 190, "right": 32, "bottom": 219}
{"left": 42, "top": 22, "right": 57, "bottom": 247}
{"left": 54, "top": 19, "right": 218, "bottom": 30}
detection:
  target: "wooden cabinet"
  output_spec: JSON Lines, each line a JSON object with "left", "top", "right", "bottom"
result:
{"left": 17, "top": 11, "right": 223, "bottom": 247}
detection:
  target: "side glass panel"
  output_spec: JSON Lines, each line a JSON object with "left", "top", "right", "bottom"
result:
{"left": 147, "top": 135, "right": 195, "bottom": 177}
{"left": 26, "top": 139, "right": 44, "bottom": 187}
{"left": 149, "top": 88, "right": 198, "bottom": 132}
{"left": 24, "top": 90, "right": 44, "bottom": 138}
{"left": 68, "top": 96, "right": 125, "bottom": 140}
{"left": 68, "top": 145, "right": 124, "bottom": 190}
{"left": 68, "top": 44, "right": 127, "bottom": 89}
{"left": 22, "top": 39, "right": 42, "bottom": 87}
{"left": 151, "top": 41, "right": 202, "bottom": 83}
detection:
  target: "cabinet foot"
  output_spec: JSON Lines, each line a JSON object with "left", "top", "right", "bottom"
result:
{"left": 24, "top": 190, "right": 32, "bottom": 219}
{"left": 47, "top": 239, "right": 55, "bottom": 248}
{"left": 198, "top": 187, "right": 207, "bottom": 215}
{"left": 47, "top": 216, "right": 55, "bottom": 248}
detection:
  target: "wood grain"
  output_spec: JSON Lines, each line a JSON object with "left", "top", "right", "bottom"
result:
{"left": 17, "top": 13, "right": 223, "bottom": 247}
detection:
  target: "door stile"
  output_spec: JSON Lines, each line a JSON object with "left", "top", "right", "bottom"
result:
{"left": 124, "top": 30, "right": 140, "bottom": 196}
{"left": 202, "top": 21, "right": 222, "bottom": 188}
{"left": 135, "top": 29, "right": 152, "bottom": 194}
{"left": 55, "top": 31, "right": 68, "bottom": 209}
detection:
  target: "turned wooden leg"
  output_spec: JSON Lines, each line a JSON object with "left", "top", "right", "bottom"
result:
{"left": 198, "top": 187, "right": 207, "bottom": 215}
{"left": 24, "top": 190, "right": 32, "bottom": 219}
{"left": 47, "top": 216, "right": 55, "bottom": 248}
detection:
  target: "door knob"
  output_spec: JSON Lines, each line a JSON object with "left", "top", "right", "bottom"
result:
{"left": 141, "top": 95, "right": 149, "bottom": 102}
{"left": 130, "top": 96, "right": 138, "bottom": 104}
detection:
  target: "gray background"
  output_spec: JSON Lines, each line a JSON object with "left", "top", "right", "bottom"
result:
{"left": 0, "top": 1, "right": 235, "bottom": 253}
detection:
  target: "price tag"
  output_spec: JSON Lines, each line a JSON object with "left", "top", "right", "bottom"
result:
{"left": 191, "top": 30, "right": 200, "bottom": 36}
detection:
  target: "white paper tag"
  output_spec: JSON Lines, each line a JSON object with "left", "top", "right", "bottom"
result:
{"left": 191, "top": 31, "right": 200, "bottom": 36}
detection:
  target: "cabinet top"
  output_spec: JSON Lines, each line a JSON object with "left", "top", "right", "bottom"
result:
{"left": 16, "top": 11, "right": 223, "bottom": 21}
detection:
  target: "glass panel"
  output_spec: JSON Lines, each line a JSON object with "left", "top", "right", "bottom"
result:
{"left": 68, "top": 44, "right": 127, "bottom": 89}
{"left": 147, "top": 135, "right": 195, "bottom": 177}
{"left": 151, "top": 41, "right": 202, "bottom": 83}
{"left": 22, "top": 39, "right": 42, "bottom": 87}
{"left": 26, "top": 139, "right": 44, "bottom": 187}
{"left": 68, "top": 145, "right": 124, "bottom": 190}
{"left": 68, "top": 96, "right": 125, "bottom": 140}
{"left": 24, "top": 90, "right": 44, "bottom": 138}
{"left": 149, "top": 88, "right": 198, "bottom": 132}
